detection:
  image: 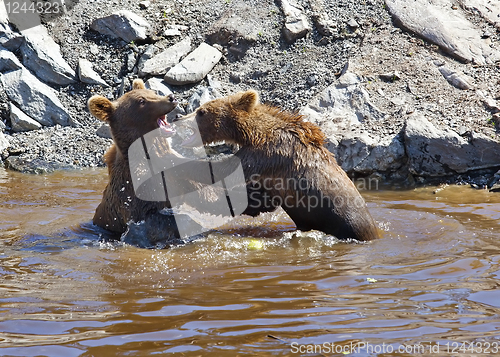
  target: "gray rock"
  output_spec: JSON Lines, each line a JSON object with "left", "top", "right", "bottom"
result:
{"left": 309, "top": 0, "right": 336, "bottom": 36}
{"left": 0, "top": 45, "right": 22, "bottom": 72}
{"left": 404, "top": 113, "right": 500, "bottom": 176}
{"left": 90, "top": 10, "right": 151, "bottom": 42}
{"left": 136, "top": 44, "right": 157, "bottom": 74}
{"left": 0, "top": 11, "right": 23, "bottom": 51}
{"left": 186, "top": 86, "right": 221, "bottom": 114}
{"left": 0, "top": 7, "right": 24, "bottom": 50}
{"left": 145, "top": 77, "right": 173, "bottom": 96}
{"left": 0, "top": 131, "right": 9, "bottom": 152}
{"left": 126, "top": 51, "right": 136, "bottom": 72}
{"left": 164, "top": 43, "right": 222, "bottom": 85}
{"left": 10, "top": 104, "right": 42, "bottom": 132}
{"left": 19, "top": 26, "right": 76, "bottom": 85}
{"left": 279, "top": 0, "right": 312, "bottom": 43}
{"left": 78, "top": 58, "right": 108, "bottom": 86}
{"left": 206, "top": 2, "right": 264, "bottom": 58}
{"left": 437, "top": 65, "right": 473, "bottom": 90}
{"left": 462, "top": 0, "right": 500, "bottom": 30}
{"left": 347, "top": 18, "right": 359, "bottom": 29}
{"left": 139, "top": 37, "right": 191, "bottom": 77}
{"left": 301, "top": 72, "right": 385, "bottom": 131}
{"left": 335, "top": 132, "right": 406, "bottom": 174}
{"left": 139, "top": 1, "right": 150, "bottom": 9}
{"left": 96, "top": 123, "right": 112, "bottom": 139}
{"left": 386, "top": 0, "right": 500, "bottom": 65}
{"left": 379, "top": 71, "right": 401, "bottom": 82}
{"left": 5, "top": 156, "right": 76, "bottom": 174}
{"left": 164, "top": 24, "right": 189, "bottom": 37}
{"left": 1, "top": 68, "right": 74, "bottom": 127}
{"left": 481, "top": 96, "right": 500, "bottom": 114}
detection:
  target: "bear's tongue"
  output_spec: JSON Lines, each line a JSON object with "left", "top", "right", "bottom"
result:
{"left": 157, "top": 115, "right": 175, "bottom": 136}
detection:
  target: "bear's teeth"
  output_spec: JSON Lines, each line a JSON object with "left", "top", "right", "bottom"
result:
{"left": 157, "top": 117, "right": 176, "bottom": 136}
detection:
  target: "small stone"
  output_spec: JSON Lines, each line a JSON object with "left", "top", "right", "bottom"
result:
{"left": 482, "top": 97, "right": 500, "bottom": 113}
{"left": 78, "top": 58, "right": 108, "bottom": 86}
{"left": 96, "top": 123, "right": 112, "bottom": 139}
{"left": 347, "top": 18, "right": 359, "bottom": 29}
{"left": 164, "top": 28, "right": 181, "bottom": 37}
{"left": 306, "top": 74, "right": 318, "bottom": 86}
{"left": 310, "top": 0, "right": 336, "bottom": 36}
{"left": 139, "top": 1, "right": 150, "bottom": 9}
{"left": 280, "top": 0, "right": 312, "bottom": 43}
{"left": 90, "top": 44, "right": 99, "bottom": 55}
{"left": 164, "top": 25, "right": 189, "bottom": 37}
{"left": 482, "top": 30, "right": 492, "bottom": 39}
{"left": 126, "top": 51, "right": 136, "bottom": 73}
{"left": 438, "top": 66, "right": 473, "bottom": 90}
{"left": 0, "top": 131, "right": 10, "bottom": 153}
{"left": 379, "top": 71, "right": 401, "bottom": 82}
{"left": 229, "top": 72, "right": 242, "bottom": 83}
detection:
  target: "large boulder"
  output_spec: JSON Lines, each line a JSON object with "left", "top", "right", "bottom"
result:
{"left": 1, "top": 68, "right": 74, "bottom": 127}
{"left": 19, "top": 26, "right": 76, "bottom": 85}
{"left": 336, "top": 132, "right": 406, "bottom": 174}
{"left": 9, "top": 103, "right": 42, "bottom": 132}
{"left": 385, "top": 0, "right": 500, "bottom": 64}
{"left": 404, "top": 114, "right": 500, "bottom": 176}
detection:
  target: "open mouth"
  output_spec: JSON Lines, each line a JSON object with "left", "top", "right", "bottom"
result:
{"left": 157, "top": 115, "right": 176, "bottom": 136}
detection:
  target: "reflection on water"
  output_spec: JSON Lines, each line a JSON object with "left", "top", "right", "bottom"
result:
{"left": 0, "top": 168, "right": 499, "bottom": 356}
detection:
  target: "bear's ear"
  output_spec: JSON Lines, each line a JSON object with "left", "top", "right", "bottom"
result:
{"left": 233, "top": 90, "right": 258, "bottom": 112}
{"left": 132, "top": 79, "right": 146, "bottom": 90}
{"left": 88, "top": 95, "right": 114, "bottom": 122}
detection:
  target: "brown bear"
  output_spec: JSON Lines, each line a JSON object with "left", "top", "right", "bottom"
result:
{"left": 174, "top": 90, "right": 380, "bottom": 241}
{"left": 88, "top": 79, "right": 203, "bottom": 247}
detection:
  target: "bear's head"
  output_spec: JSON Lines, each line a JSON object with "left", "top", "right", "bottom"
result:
{"left": 174, "top": 90, "right": 258, "bottom": 147}
{"left": 88, "top": 79, "right": 178, "bottom": 155}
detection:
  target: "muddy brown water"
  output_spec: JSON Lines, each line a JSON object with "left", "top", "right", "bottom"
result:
{"left": 0, "top": 167, "right": 499, "bottom": 356}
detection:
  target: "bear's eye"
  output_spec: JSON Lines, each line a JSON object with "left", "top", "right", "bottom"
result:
{"left": 198, "top": 109, "right": 206, "bottom": 117}
{"left": 139, "top": 98, "right": 146, "bottom": 106}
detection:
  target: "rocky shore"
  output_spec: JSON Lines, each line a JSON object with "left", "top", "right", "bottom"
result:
{"left": 0, "top": 0, "right": 499, "bottom": 187}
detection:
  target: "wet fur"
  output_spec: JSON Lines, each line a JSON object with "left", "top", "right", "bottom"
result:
{"left": 178, "top": 90, "right": 379, "bottom": 241}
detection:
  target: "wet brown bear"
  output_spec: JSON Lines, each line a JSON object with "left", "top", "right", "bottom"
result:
{"left": 88, "top": 79, "right": 179, "bottom": 236}
{"left": 175, "top": 90, "right": 380, "bottom": 241}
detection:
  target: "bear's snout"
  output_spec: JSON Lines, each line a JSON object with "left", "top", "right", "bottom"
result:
{"left": 168, "top": 94, "right": 176, "bottom": 103}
